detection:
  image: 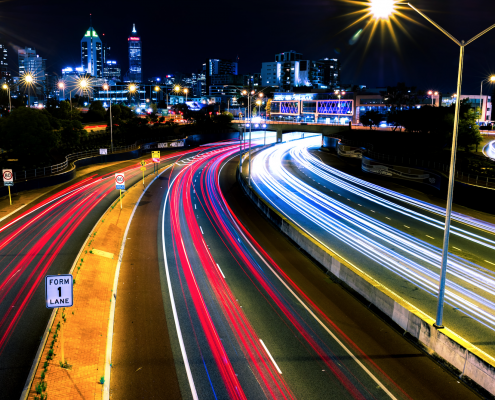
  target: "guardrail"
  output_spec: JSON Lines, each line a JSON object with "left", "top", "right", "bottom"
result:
{"left": 233, "top": 118, "right": 349, "bottom": 127}
{"left": 12, "top": 144, "right": 139, "bottom": 182}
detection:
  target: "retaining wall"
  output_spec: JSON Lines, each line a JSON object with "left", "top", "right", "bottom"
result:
{"left": 239, "top": 165, "right": 495, "bottom": 395}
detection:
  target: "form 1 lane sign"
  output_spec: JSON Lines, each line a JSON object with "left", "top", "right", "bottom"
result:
{"left": 45, "top": 275, "right": 73, "bottom": 308}
{"left": 115, "top": 172, "right": 125, "bottom": 190}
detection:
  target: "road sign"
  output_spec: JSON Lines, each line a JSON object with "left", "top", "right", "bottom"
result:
{"left": 3, "top": 169, "right": 13, "bottom": 186}
{"left": 140, "top": 166, "right": 146, "bottom": 171}
{"left": 140, "top": 160, "right": 146, "bottom": 167}
{"left": 152, "top": 151, "right": 160, "bottom": 163}
{"left": 100, "top": 148, "right": 108, "bottom": 155}
{"left": 115, "top": 173, "right": 125, "bottom": 190}
{"left": 45, "top": 274, "right": 73, "bottom": 308}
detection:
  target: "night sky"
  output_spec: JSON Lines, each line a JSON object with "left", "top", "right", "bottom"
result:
{"left": 0, "top": 0, "right": 494, "bottom": 94}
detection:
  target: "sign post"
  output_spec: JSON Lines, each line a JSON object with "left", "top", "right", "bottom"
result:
{"left": 140, "top": 160, "right": 146, "bottom": 185}
{"left": 152, "top": 151, "right": 160, "bottom": 174}
{"left": 99, "top": 149, "right": 107, "bottom": 155}
{"left": 3, "top": 169, "right": 14, "bottom": 205}
{"left": 115, "top": 173, "right": 125, "bottom": 209}
{"left": 45, "top": 274, "right": 73, "bottom": 364}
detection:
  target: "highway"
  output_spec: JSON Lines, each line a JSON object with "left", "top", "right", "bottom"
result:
{"left": 249, "top": 137, "right": 495, "bottom": 357}
{"left": 0, "top": 150, "right": 186, "bottom": 399}
{"left": 157, "top": 140, "right": 479, "bottom": 399}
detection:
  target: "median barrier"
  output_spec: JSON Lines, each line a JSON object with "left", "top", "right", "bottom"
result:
{"left": 238, "top": 149, "right": 495, "bottom": 396}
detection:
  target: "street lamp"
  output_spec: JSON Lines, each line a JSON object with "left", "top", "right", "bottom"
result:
{"left": 479, "top": 75, "right": 495, "bottom": 124}
{"left": 408, "top": 2, "right": 495, "bottom": 328}
{"left": 58, "top": 82, "right": 65, "bottom": 102}
{"left": 70, "top": 77, "right": 92, "bottom": 116}
{"left": 2, "top": 84, "right": 11, "bottom": 113}
{"left": 184, "top": 88, "right": 188, "bottom": 103}
{"left": 128, "top": 83, "right": 138, "bottom": 107}
{"left": 154, "top": 85, "right": 160, "bottom": 104}
{"left": 427, "top": 90, "right": 439, "bottom": 106}
{"left": 103, "top": 83, "right": 113, "bottom": 152}
{"left": 22, "top": 72, "right": 35, "bottom": 107}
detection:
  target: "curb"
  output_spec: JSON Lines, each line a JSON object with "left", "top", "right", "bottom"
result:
{"left": 102, "top": 164, "right": 172, "bottom": 399}
{"left": 239, "top": 150, "right": 495, "bottom": 396}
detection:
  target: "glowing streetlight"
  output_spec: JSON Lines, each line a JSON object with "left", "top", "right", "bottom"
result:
{"left": 479, "top": 75, "right": 495, "bottom": 123}
{"left": 184, "top": 88, "right": 189, "bottom": 103}
{"left": 427, "top": 90, "right": 438, "bottom": 106}
{"left": 408, "top": 2, "right": 495, "bottom": 329}
{"left": 369, "top": 0, "right": 397, "bottom": 20}
{"left": 2, "top": 84, "right": 11, "bottom": 112}
{"left": 21, "top": 72, "right": 35, "bottom": 107}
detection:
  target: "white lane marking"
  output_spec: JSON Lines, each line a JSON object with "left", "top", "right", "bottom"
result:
{"left": 426, "top": 235, "right": 435, "bottom": 240}
{"left": 370, "top": 210, "right": 375, "bottom": 213}
{"left": 452, "top": 246, "right": 461, "bottom": 251}
{"left": 229, "top": 209, "right": 399, "bottom": 400}
{"left": 385, "top": 217, "right": 391, "bottom": 220}
{"left": 259, "top": 339, "right": 282, "bottom": 374}
{"left": 195, "top": 204, "right": 197, "bottom": 209}
{"left": 216, "top": 263, "right": 226, "bottom": 278}
{"left": 404, "top": 225, "right": 410, "bottom": 229}
{"left": 200, "top": 226, "right": 204, "bottom": 234}
{"left": 161, "top": 170, "right": 199, "bottom": 400}
{"left": 485, "top": 260, "right": 495, "bottom": 266}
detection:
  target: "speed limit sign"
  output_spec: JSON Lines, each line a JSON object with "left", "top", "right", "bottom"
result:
{"left": 2, "top": 169, "right": 13, "bottom": 186}
{"left": 115, "top": 173, "right": 125, "bottom": 190}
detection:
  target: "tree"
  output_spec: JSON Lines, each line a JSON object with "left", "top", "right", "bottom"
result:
{"left": 457, "top": 106, "right": 482, "bottom": 152}
{"left": 360, "top": 110, "right": 382, "bottom": 130}
{"left": 0, "top": 107, "right": 60, "bottom": 165}
{"left": 265, "top": 99, "right": 272, "bottom": 117}
{"left": 85, "top": 101, "right": 106, "bottom": 122}
{"left": 252, "top": 107, "right": 258, "bottom": 117}
{"left": 60, "top": 120, "right": 87, "bottom": 147}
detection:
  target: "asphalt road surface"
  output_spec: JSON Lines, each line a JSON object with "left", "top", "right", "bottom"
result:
{"left": 151, "top": 141, "right": 481, "bottom": 399}
{"left": 0, "top": 151, "right": 182, "bottom": 399}
{"left": 249, "top": 137, "right": 495, "bottom": 358}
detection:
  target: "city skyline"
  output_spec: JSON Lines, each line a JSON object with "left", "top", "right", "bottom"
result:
{"left": 0, "top": 0, "right": 493, "bottom": 94}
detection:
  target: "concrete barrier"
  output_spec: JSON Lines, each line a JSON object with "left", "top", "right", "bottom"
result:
{"left": 238, "top": 162, "right": 495, "bottom": 395}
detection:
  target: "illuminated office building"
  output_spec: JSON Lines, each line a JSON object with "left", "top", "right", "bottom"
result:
{"left": 127, "top": 24, "right": 142, "bottom": 82}
{"left": 81, "top": 22, "right": 103, "bottom": 77}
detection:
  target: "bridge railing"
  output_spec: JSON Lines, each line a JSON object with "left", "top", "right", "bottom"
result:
{"left": 11, "top": 144, "right": 139, "bottom": 182}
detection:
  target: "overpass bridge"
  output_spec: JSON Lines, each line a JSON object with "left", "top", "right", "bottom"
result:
{"left": 231, "top": 120, "right": 352, "bottom": 142}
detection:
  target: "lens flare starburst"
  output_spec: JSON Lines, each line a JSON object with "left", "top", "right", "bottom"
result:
{"left": 339, "top": 0, "right": 420, "bottom": 53}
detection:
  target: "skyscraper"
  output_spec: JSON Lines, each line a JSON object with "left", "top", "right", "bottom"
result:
{"left": 127, "top": 24, "right": 142, "bottom": 83}
{"left": 18, "top": 47, "right": 46, "bottom": 83}
{"left": 0, "top": 42, "right": 10, "bottom": 82}
{"left": 81, "top": 20, "right": 103, "bottom": 77}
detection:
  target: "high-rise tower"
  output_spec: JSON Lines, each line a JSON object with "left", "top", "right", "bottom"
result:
{"left": 81, "top": 16, "right": 103, "bottom": 77}
{"left": 128, "top": 24, "right": 142, "bottom": 83}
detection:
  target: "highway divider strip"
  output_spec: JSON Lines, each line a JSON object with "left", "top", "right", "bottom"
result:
{"left": 239, "top": 148, "right": 495, "bottom": 396}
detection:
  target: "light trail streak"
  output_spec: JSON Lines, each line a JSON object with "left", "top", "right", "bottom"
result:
{"left": 169, "top": 143, "right": 412, "bottom": 399}
{"left": 0, "top": 150, "right": 192, "bottom": 357}
{"left": 250, "top": 139, "right": 495, "bottom": 332}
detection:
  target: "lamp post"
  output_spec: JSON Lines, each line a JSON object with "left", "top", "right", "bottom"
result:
{"left": 479, "top": 75, "right": 495, "bottom": 124}
{"left": 69, "top": 78, "right": 90, "bottom": 118}
{"left": 240, "top": 86, "right": 275, "bottom": 186}
{"left": 2, "top": 84, "right": 11, "bottom": 113}
{"left": 334, "top": 89, "right": 346, "bottom": 123}
{"left": 58, "top": 82, "right": 65, "bottom": 102}
{"left": 24, "top": 73, "right": 34, "bottom": 107}
{"left": 427, "top": 90, "right": 439, "bottom": 106}
{"left": 103, "top": 83, "right": 113, "bottom": 152}
{"left": 408, "top": 2, "right": 495, "bottom": 328}
{"left": 184, "top": 88, "right": 188, "bottom": 104}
